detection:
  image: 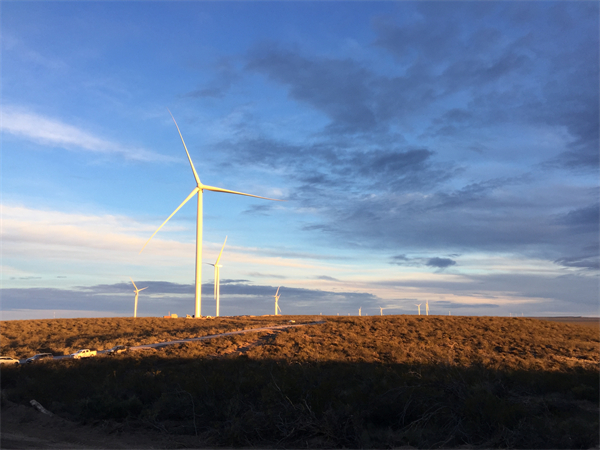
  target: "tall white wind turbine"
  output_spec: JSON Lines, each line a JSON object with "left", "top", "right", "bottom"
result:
{"left": 416, "top": 303, "right": 421, "bottom": 316}
{"left": 207, "top": 236, "right": 227, "bottom": 317}
{"left": 380, "top": 307, "right": 384, "bottom": 316}
{"left": 426, "top": 300, "right": 429, "bottom": 316}
{"left": 274, "top": 287, "right": 282, "bottom": 315}
{"left": 141, "top": 112, "right": 282, "bottom": 318}
{"left": 130, "top": 277, "right": 148, "bottom": 318}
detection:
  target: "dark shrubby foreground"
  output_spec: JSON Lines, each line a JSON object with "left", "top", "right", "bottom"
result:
{"left": 2, "top": 357, "right": 598, "bottom": 449}
{"left": 1, "top": 316, "right": 598, "bottom": 449}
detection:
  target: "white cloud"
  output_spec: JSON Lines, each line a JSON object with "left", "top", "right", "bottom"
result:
{"left": 2, "top": 35, "right": 67, "bottom": 71}
{"left": 1, "top": 106, "right": 174, "bottom": 162}
{"left": 0, "top": 204, "right": 329, "bottom": 288}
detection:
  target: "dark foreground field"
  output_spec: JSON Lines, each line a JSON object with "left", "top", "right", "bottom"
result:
{"left": 1, "top": 315, "right": 598, "bottom": 449}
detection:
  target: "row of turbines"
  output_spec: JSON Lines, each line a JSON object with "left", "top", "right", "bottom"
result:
{"left": 126, "top": 111, "right": 282, "bottom": 319}
{"left": 127, "top": 112, "right": 444, "bottom": 320}
{"left": 128, "top": 276, "right": 283, "bottom": 318}
{"left": 415, "top": 300, "right": 430, "bottom": 316}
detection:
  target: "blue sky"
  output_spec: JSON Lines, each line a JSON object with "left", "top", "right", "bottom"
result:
{"left": 2, "top": 1, "right": 598, "bottom": 320}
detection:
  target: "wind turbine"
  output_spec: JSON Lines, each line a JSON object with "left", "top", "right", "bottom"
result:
{"left": 140, "top": 111, "right": 282, "bottom": 318}
{"left": 426, "top": 300, "right": 429, "bottom": 316}
{"left": 274, "top": 287, "right": 282, "bottom": 315}
{"left": 207, "top": 236, "right": 227, "bottom": 317}
{"left": 380, "top": 307, "right": 384, "bottom": 316}
{"left": 130, "top": 278, "right": 148, "bottom": 318}
{"left": 359, "top": 307, "right": 362, "bottom": 316}
{"left": 416, "top": 303, "right": 421, "bottom": 315}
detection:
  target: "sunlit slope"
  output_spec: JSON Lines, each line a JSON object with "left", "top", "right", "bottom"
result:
{"left": 2, "top": 316, "right": 597, "bottom": 371}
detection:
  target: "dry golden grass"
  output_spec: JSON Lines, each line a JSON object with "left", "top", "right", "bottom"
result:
{"left": 2, "top": 315, "right": 598, "bottom": 371}
{"left": 244, "top": 316, "right": 600, "bottom": 371}
{"left": 0, "top": 315, "right": 316, "bottom": 358}
{"left": 1, "top": 315, "right": 598, "bottom": 449}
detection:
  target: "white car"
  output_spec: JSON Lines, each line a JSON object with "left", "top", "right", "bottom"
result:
{"left": 70, "top": 349, "right": 97, "bottom": 359}
{"left": 0, "top": 356, "right": 20, "bottom": 365}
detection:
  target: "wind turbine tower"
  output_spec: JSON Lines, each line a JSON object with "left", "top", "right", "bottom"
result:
{"left": 141, "top": 111, "right": 282, "bottom": 318}
{"left": 426, "top": 300, "right": 429, "bottom": 316}
{"left": 359, "top": 307, "right": 362, "bottom": 316}
{"left": 207, "top": 236, "right": 227, "bottom": 317}
{"left": 380, "top": 307, "right": 384, "bottom": 316}
{"left": 130, "top": 278, "right": 148, "bottom": 318}
{"left": 416, "top": 303, "right": 421, "bottom": 316}
{"left": 274, "top": 287, "right": 282, "bottom": 315}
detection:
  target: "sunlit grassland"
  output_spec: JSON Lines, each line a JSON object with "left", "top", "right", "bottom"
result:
{"left": 1, "top": 315, "right": 598, "bottom": 448}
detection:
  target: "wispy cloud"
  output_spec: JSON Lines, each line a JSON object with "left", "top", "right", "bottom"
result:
{"left": 1, "top": 107, "right": 173, "bottom": 162}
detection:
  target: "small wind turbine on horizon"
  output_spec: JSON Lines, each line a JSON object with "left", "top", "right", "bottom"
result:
{"left": 130, "top": 278, "right": 148, "bottom": 318}
{"left": 359, "top": 307, "right": 362, "bottom": 316}
{"left": 380, "top": 307, "right": 384, "bottom": 316}
{"left": 140, "top": 111, "right": 282, "bottom": 318}
{"left": 207, "top": 236, "right": 227, "bottom": 317}
{"left": 426, "top": 300, "right": 429, "bottom": 316}
{"left": 274, "top": 287, "right": 282, "bottom": 315}
{"left": 416, "top": 303, "right": 421, "bottom": 315}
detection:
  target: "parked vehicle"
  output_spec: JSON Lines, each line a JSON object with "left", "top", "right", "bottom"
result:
{"left": 70, "top": 349, "right": 97, "bottom": 359}
{"left": 0, "top": 356, "right": 20, "bottom": 365}
{"left": 106, "top": 345, "right": 129, "bottom": 355}
{"left": 24, "top": 353, "right": 54, "bottom": 364}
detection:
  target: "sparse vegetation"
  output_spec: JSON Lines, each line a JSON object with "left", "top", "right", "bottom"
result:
{"left": 0, "top": 315, "right": 305, "bottom": 358}
{"left": 1, "top": 316, "right": 598, "bottom": 449}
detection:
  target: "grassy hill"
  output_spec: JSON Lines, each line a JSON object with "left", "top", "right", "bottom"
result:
{"left": 1, "top": 315, "right": 598, "bottom": 448}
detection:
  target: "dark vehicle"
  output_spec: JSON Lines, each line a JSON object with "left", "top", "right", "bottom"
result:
{"left": 24, "top": 353, "right": 54, "bottom": 364}
{"left": 106, "top": 345, "right": 129, "bottom": 355}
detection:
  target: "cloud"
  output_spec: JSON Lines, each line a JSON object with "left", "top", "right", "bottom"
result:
{"left": 554, "top": 255, "right": 599, "bottom": 271}
{"left": 2, "top": 35, "right": 67, "bottom": 70}
{"left": 1, "top": 107, "right": 173, "bottom": 162}
{"left": 317, "top": 276, "right": 340, "bottom": 282}
{"left": 0, "top": 281, "right": 383, "bottom": 317}
{"left": 225, "top": 3, "right": 596, "bottom": 275}
{"left": 434, "top": 301, "right": 499, "bottom": 309}
{"left": 391, "top": 255, "right": 457, "bottom": 269}
{"left": 376, "top": 271, "right": 599, "bottom": 311}
{"left": 426, "top": 258, "right": 456, "bottom": 269}
{"left": 183, "top": 59, "right": 241, "bottom": 99}
{"left": 247, "top": 44, "right": 378, "bottom": 134}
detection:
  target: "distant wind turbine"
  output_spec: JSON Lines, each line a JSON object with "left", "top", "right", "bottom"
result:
{"left": 426, "top": 300, "right": 429, "bottom": 316}
{"left": 359, "top": 307, "right": 362, "bottom": 316}
{"left": 380, "top": 307, "right": 384, "bottom": 316}
{"left": 140, "top": 111, "right": 282, "bottom": 318}
{"left": 130, "top": 278, "right": 148, "bottom": 318}
{"left": 274, "top": 287, "right": 282, "bottom": 315}
{"left": 416, "top": 303, "right": 421, "bottom": 315}
{"left": 206, "top": 236, "right": 227, "bottom": 317}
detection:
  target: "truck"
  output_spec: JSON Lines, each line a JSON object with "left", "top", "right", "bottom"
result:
{"left": 70, "top": 349, "right": 97, "bottom": 359}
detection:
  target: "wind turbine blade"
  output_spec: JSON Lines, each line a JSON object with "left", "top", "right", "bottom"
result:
{"left": 202, "top": 184, "right": 283, "bottom": 202}
{"left": 215, "top": 236, "right": 227, "bottom": 265}
{"left": 130, "top": 277, "right": 138, "bottom": 290}
{"left": 140, "top": 187, "right": 200, "bottom": 254}
{"left": 167, "top": 109, "right": 201, "bottom": 186}
{"left": 275, "top": 286, "right": 280, "bottom": 296}
{"left": 139, "top": 287, "right": 148, "bottom": 291}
